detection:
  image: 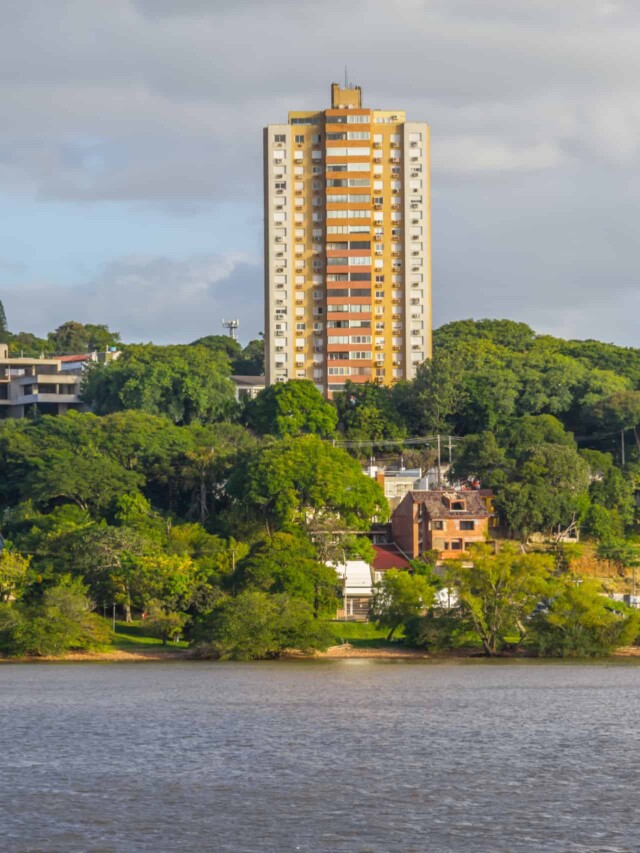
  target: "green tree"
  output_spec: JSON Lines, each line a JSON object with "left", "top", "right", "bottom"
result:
{"left": 446, "top": 543, "right": 554, "bottom": 655}
{"left": 589, "top": 390, "right": 640, "bottom": 455}
{"left": 393, "top": 349, "right": 464, "bottom": 435}
{"left": 3, "top": 331, "right": 52, "bottom": 357}
{"left": 235, "top": 533, "right": 339, "bottom": 617}
{"left": 228, "top": 434, "right": 387, "bottom": 533}
{"left": 190, "top": 334, "right": 242, "bottom": 361}
{"left": 0, "top": 576, "right": 110, "bottom": 656}
{"left": 233, "top": 338, "right": 265, "bottom": 375}
{"left": 82, "top": 344, "right": 236, "bottom": 424}
{"left": 193, "top": 591, "right": 332, "bottom": 660}
{"left": 48, "top": 321, "right": 119, "bottom": 354}
{"left": 371, "top": 569, "right": 435, "bottom": 640}
{"left": 530, "top": 577, "right": 640, "bottom": 657}
{"left": 24, "top": 449, "right": 143, "bottom": 516}
{"left": 244, "top": 380, "right": 337, "bottom": 438}
{"left": 0, "top": 411, "right": 145, "bottom": 516}
{"left": 0, "top": 298, "right": 7, "bottom": 335}
{"left": 0, "top": 551, "right": 31, "bottom": 602}
{"left": 335, "top": 382, "right": 406, "bottom": 444}
{"left": 501, "top": 443, "right": 591, "bottom": 540}
{"left": 433, "top": 318, "right": 536, "bottom": 352}
{"left": 143, "top": 600, "right": 189, "bottom": 645}
{"left": 68, "top": 525, "right": 148, "bottom": 621}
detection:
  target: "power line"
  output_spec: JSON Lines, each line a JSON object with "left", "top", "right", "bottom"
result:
{"left": 331, "top": 434, "right": 461, "bottom": 449}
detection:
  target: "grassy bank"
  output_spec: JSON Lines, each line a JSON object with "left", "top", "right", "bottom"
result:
{"left": 326, "top": 620, "right": 404, "bottom": 650}
{"left": 112, "top": 621, "right": 190, "bottom": 652}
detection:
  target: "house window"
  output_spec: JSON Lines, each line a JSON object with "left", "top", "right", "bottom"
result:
{"left": 451, "top": 540, "right": 463, "bottom": 551}
{"left": 295, "top": 134, "right": 305, "bottom": 143}
{"left": 274, "top": 134, "right": 286, "bottom": 143}
{"left": 460, "top": 520, "right": 475, "bottom": 531}
{"left": 433, "top": 520, "right": 444, "bottom": 530}
{"left": 451, "top": 500, "right": 465, "bottom": 511}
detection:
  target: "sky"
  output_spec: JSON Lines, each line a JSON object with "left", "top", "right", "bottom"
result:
{"left": 1, "top": 0, "right": 639, "bottom": 346}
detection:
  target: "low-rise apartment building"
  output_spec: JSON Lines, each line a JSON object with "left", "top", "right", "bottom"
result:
{"left": 0, "top": 344, "right": 118, "bottom": 418}
{"left": 391, "top": 489, "right": 492, "bottom": 561}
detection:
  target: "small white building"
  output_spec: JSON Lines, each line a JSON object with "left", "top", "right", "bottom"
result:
{"left": 231, "top": 375, "right": 265, "bottom": 402}
{"left": 331, "top": 560, "right": 374, "bottom": 621}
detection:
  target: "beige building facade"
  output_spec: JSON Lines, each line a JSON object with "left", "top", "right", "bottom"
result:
{"left": 0, "top": 345, "right": 118, "bottom": 418}
{"left": 264, "top": 83, "right": 432, "bottom": 396}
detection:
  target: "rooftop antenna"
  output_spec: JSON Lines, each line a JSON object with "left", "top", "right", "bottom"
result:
{"left": 222, "top": 319, "right": 239, "bottom": 340}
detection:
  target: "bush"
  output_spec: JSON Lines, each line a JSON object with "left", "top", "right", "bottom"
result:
{"left": 144, "top": 600, "right": 189, "bottom": 645}
{"left": 0, "top": 577, "right": 110, "bottom": 657}
{"left": 403, "top": 609, "right": 476, "bottom": 652}
{"left": 529, "top": 578, "right": 640, "bottom": 657}
{"left": 192, "top": 590, "right": 332, "bottom": 660}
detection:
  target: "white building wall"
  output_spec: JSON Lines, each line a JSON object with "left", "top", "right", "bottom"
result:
{"left": 402, "top": 122, "right": 431, "bottom": 380}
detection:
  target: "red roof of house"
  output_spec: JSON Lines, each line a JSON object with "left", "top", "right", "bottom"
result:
{"left": 57, "top": 354, "right": 92, "bottom": 362}
{"left": 372, "top": 544, "right": 412, "bottom": 572}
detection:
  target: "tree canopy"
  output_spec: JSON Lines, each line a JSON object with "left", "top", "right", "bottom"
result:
{"left": 243, "top": 380, "right": 337, "bottom": 438}
{"left": 82, "top": 344, "right": 236, "bottom": 424}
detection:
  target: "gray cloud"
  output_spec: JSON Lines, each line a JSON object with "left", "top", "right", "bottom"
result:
{"left": 1, "top": 0, "right": 639, "bottom": 344}
{"left": 2, "top": 255, "right": 263, "bottom": 345}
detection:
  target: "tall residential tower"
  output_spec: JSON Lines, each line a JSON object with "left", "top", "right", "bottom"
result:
{"left": 264, "top": 83, "right": 431, "bottom": 396}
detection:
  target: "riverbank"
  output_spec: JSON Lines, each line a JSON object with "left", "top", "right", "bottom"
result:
{"left": 0, "top": 645, "right": 421, "bottom": 663}
{"left": 4, "top": 643, "right": 640, "bottom": 663}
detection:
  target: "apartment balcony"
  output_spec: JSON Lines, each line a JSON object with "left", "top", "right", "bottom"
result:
{"left": 9, "top": 393, "right": 81, "bottom": 406}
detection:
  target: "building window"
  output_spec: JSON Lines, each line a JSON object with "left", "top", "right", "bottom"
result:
{"left": 274, "top": 134, "right": 286, "bottom": 142}
{"left": 460, "top": 520, "right": 475, "bottom": 531}
{"left": 433, "top": 520, "right": 444, "bottom": 530}
{"left": 451, "top": 540, "right": 463, "bottom": 551}
{"left": 295, "top": 134, "right": 305, "bottom": 143}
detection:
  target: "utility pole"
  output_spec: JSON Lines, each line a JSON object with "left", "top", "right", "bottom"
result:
{"left": 437, "top": 435, "right": 442, "bottom": 487}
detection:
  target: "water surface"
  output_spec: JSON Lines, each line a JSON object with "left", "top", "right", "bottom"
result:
{"left": 1, "top": 660, "right": 639, "bottom": 852}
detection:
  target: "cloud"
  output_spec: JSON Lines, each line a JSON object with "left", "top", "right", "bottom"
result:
{"left": 434, "top": 137, "right": 564, "bottom": 175}
{"left": 2, "top": 254, "right": 264, "bottom": 344}
{"left": 0, "top": 1, "right": 639, "bottom": 345}
{"left": 2, "top": 0, "right": 640, "bottom": 201}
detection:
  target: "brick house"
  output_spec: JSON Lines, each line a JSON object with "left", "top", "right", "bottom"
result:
{"left": 391, "top": 490, "right": 492, "bottom": 560}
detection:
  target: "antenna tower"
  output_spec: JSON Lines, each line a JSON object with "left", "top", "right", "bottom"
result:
{"left": 222, "top": 319, "right": 239, "bottom": 340}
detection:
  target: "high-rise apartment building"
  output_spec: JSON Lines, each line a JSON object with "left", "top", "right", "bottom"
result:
{"left": 264, "top": 83, "right": 431, "bottom": 396}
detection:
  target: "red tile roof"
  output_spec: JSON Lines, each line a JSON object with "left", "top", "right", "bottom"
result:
{"left": 372, "top": 544, "right": 412, "bottom": 572}
{"left": 57, "top": 354, "right": 92, "bottom": 362}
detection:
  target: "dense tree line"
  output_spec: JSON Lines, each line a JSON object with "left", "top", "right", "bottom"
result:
{"left": 1, "top": 316, "right": 639, "bottom": 658}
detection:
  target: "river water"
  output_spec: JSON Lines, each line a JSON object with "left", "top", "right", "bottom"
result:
{"left": 1, "top": 660, "right": 640, "bottom": 852}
